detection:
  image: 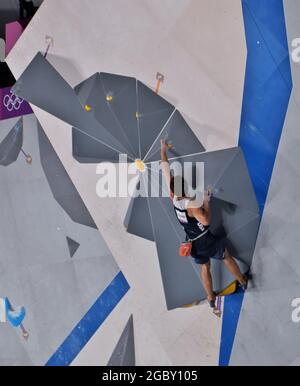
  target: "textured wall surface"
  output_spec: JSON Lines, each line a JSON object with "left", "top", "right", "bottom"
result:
{"left": 0, "top": 115, "right": 124, "bottom": 365}
{"left": 231, "top": 0, "right": 300, "bottom": 366}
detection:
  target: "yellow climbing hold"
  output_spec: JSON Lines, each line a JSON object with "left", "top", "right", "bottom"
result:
{"left": 85, "top": 104, "right": 92, "bottom": 112}
{"left": 181, "top": 301, "right": 201, "bottom": 309}
{"left": 218, "top": 281, "right": 238, "bottom": 297}
{"left": 106, "top": 95, "right": 113, "bottom": 102}
{"left": 135, "top": 159, "right": 146, "bottom": 173}
{"left": 26, "top": 155, "right": 33, "bottom": 165}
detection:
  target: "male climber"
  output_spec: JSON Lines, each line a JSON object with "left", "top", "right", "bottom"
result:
{"left": 160, "top": 140, "right": 248, "bottom": 311}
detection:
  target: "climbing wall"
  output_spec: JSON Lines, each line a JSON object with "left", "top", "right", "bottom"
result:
{"left": 6, "top": 0, "right": 248, "bottom": 366}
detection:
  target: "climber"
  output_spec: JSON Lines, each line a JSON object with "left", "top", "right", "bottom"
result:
{"left": 160, "top": 139, "right": 249, "bottom": 311}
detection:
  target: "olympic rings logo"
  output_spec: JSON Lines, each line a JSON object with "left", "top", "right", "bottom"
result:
{"left": 3, "top": 91, "right": 24, "bottom": 112}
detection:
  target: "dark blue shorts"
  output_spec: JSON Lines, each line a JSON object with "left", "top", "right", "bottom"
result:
{"left": 191, "top": 233, "right": 226, "bottom": 265}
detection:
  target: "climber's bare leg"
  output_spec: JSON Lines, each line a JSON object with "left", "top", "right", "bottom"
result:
{"left": 201, "top": 261, "right": 215, "bottom": 302}
{"left": 201, "top": 261, "right": 222, "bottom": 317}
{"left": 223, "top": 249, "right": 247, "bottom": 286}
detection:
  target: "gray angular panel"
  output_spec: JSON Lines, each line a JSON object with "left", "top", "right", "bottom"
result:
{"left": 72, "top": 127, "right": 124, "bottom": 164}
{"left": 210, "top": 198, "right": 260, "bottom": 266}
{"left": 38, "top": 122, "right": 97, "bottom": 229}
{"left": 66, "top": 237, "right": 80, "bottom": 258}
{"left": 183, "top": 148, "right": 259, "bottom": 214}
{"left": 74, "top": 73, "right": 98, "bottom": 103}
{"left": 212, "top": 149, "right": 259, "bottom": 213}
{"left": 12, "top": 52, "right": 130, "bottom": 162}
{"left": 125, "top": 196, "right": 155, "bottom": 242}
{"left": 124, "top": 177, "right": 155, "bottom": 242}
{"left": 137, "top": 81, "right": 175, "bottom": 159}
{"left": 74, "top": 73, "right": 136, "bottom": 159}
{"left": 123, "top": 195, "right": 134, "bottom": 230}
{"left": 101, "top": 73, "right": 140, "bottom": 158}
{"left": 226, "top": 215, "right": 260, "bottom": 266}
{"left": 0, "top": 118, "right": 23, "bottom": 166}
{"left": 145, "top": 111, "right": 205, "bottom": 163}
{"left": 180, "top": 147, "right": 239, "bottom": 187}
{"left": 107, "top": 315, "right": 135, "bottom": 367}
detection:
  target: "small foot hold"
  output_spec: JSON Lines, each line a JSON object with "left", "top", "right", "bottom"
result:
{"left": 20, "top": 324, "right": 29, "bottom": 340}
{"left": 22, "top": 331, "right": 29, "bottom": 340}
{"left": 26, "top": 155, "right": 32, "bottom": 165}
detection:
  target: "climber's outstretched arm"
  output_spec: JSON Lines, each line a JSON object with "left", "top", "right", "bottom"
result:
{"left": 190, "top": 189, "right": 212, "bottom": 225}
{"left": 161, "top": 139, "right": 171, "bottom": 192}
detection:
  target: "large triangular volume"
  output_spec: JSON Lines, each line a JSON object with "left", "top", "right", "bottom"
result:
{"left": 12, "top": 52, "right": 129, "bottom": 161}
{"left": 101, "top": 73, "right": 140, "bottom": 158}
{"left": 211, "top": 149, "right": 259, "bottom": 214}
{"left": 137, "top": 80, "right": 175, "bottom": 159}
{"left": 144, "top": 110, "right": 205, "bottom": 163}
{"left": 107, "top": 315, "right": 136, "bottom": 367}
{"left": 0, "top": 118, "right": 23, "bottom": 166}
{"left": 180, "top": 147, "right": 259, "bottom": 213}
{"left": 124, "top": 175, "right": 155, "bottom": 241}
{"left": 38, "top": 123, "right": 97, "bottom": 229}
{"left": 75, "top": 73, "right": 135, "bottom": 159}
